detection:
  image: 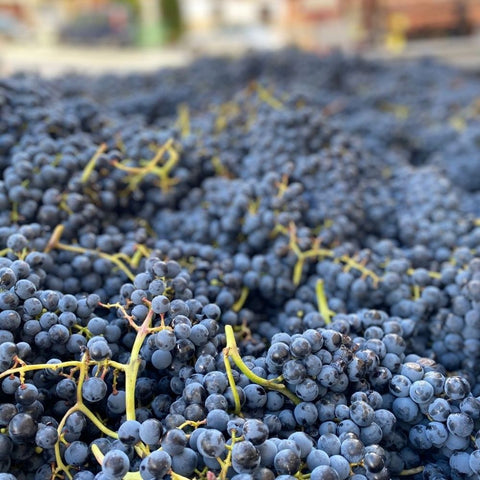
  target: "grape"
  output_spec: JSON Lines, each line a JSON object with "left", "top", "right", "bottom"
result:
{"left": 64, "top": 441, "right": 89, "bottom": 466}
{"left": 446, "top": 413, "right": 474, "bottom": 437}
{"left": 154, "top": 329, "right": 175, "bottom": 351}
{"left": 409, "top": 380, "right": 434, "bottom": 404}
{"left": 139, "top": 419, "right": 163, "bottom": 445}
{"left": 171, "top": 447, "right": 198, "bottom": 476}
{"left": 294, "top": 402, "right": 318, "bottom": 426}
{"left": 8, "top": 413, "right": 37, "bottom": 444}
{"left": 197, "top": 429, "right": 225, "bottom": 458}
{"left": 161, "top": 428, "right": 187, "bottom": 456}
{"left": 206, "top": 409, "right": 230, "bottom": 431}
{"left": 35, "top": 425, "right": 58, "bottom": 448}
{"left": 139, "top": 457, "right": 154, "bottom": 480}
{"left": 15, "top": 384, "right": 39, "bottom": 406}
{"left": 144, "top": 451, "right": 171, "bottom": 478}
{"left": 65, "top": 412, "right": 86, "bottom": 434}
{"left": 282, "top": 360, "right": 306, "bottom": 385}
{"left": 0, "top": 475, "right": 17, "bottom": 480}
{"left": 307, "top": 449, "right": 330, "bottom": 470}
{"left": 274, "top": 449, "right": 301, "bottom": 475}
{"left": 0, "top": 434, "right": 12, "bottom": 460}
{"left": 231, "top": 440, "right": 261, "bottom": 474}
{"left": 392, "top": 397, "right": 419, "bottom": 423}
{"left": 428, "top": 398, "right": 451, "bottom": 422}
{"left": 73, "top": 473, "right": 94, "bottom": 480}
{"left": 14, "top": 279, "right": 36, "bottom": 300}
{"left": 82, "top": 377, "right": 107, "bottom": 403}
{"left": 425, "top": 421, "right": 449, "bottom": 448}
{"left": 409, "top": 424, "right": 432, "bottom": 450}
{"left": 107, "top": 390, "right": 126, "bottom": 415}
{"left": 0, "top": 310, "right": 21, "bottom": 332}
{"left": 151, "top": 350, "right": 172, "bottom": 370}
{"left": 89, "top": 341, "right": 112, "bottom": 361}
{"left": 118, "top": 420, "right": 141, "bottom": 446}
{"left": 311, "top": 466, "right": 340, "bottom": 480}
{"left": 318, "top": 434, "right": 341, "bottom": 456}
{"left": 444, "top": 376, "right": 470, "bottom": 400}
{"left": 340, "top": 437, "right": 364, "bottom": 463}
{"left": 241, "top": 419, "right": 268, "bottom": 446}
{"left": 329, "top": 455, "right": 350, "bottom": 480}
{"left": 389, "top": 375, "right": 412, "bottom": 398}
{"left": 349, "top": 401, "right": 374, "bottom": 427}
{"left": 0, "top": 343, "right": 17, "bottom": 363}
{"left": 102, "top": 449, "right": 130, "bottom": 479}
{"left": 296, "top": 378, "right": 320, "bottom": 402}
{"left": 0, "top": 404, "right": 17, "bottom": 428}
{"left": 151, "top": 296, "right": 170, "bottom": 314}
{"left": 469, "top": 450, "right": 480, "bottom": 474}
{"left": 243, "top": 384, "right": 267, "bottom": 409}
{"left": 450, "top": 451, "right": 473, "bottom": 475}
{"left": 182, "top": 382, "right": 206, "bottom": 404}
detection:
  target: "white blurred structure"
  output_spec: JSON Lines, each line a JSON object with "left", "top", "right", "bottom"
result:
{"left": 178, "top": 0, "right": 289, "bottom": 52}
{"left": 178, "top": 0, "right": 357, "bottom": 52}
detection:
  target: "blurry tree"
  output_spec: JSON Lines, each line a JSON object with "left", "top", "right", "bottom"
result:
{"left": 161, "top": 0, "right": 183, "bottom": 42}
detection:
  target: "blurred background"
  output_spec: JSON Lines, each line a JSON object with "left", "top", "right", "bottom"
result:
{"left": 1, "top": 0, "right": 480, "bottom": 76}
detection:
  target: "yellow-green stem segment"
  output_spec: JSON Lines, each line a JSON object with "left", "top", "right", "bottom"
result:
{"left": 224, "top": 325, "right": 301, "bottom": 405}
{"left": 223, "top": 353, "right": 242, "bottom": 415}
{"left": 124, "top": 308, "right": 155, "bottom": 420}
{"left": 316, "top": 279, "right": 335, "bottom": 325}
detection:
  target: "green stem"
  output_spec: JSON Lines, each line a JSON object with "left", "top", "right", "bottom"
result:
{"left": 232, "top": 286, "right": 249, "bottom": 312}
{"left": 44, "top": 224, "right": 136, "bottom": 281}
{"left": 316, "top": 279, "right": 334, "bottom": 325}
{"left": 57, "top": 242, "right": 136, "bottom": 282}
{"left": 107, "top": 360, "right": 127, "bottom": 372}
{"left": 293, "top": 255, "right": 305, "bottom": 286}
{"left": 399, "top": 466, "right": 424, "bottom": 476}
{"left": 55, "top": 405, "right": 78, "bottom": 480}
{"left": 178, "top": 103, "right": 190, "bottom": 137}
{"left": 0, "top": 359, "right": 84, "bottom": 381}
{"left": 77, "top": 403, "right": 118, "bottom": 439}
{"left": 224, "top": 326, "right": 301, "bottom": 405}
{"left": 81, "top": 143, "right": 107, "bottom": 183}
{"left": 217, "top": 430, "right": 238, "bottom": 480}
{"left": 223, "top": 352, "right": 241, "bottom": 415}
{"left": 124, "top": 308, "right": 155, "bottom": 420}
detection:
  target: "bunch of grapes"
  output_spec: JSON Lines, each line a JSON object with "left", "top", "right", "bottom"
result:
{"left": 2, "top": 50, "right": 480, "bottom": 480}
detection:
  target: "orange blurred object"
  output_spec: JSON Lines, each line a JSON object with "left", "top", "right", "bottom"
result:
{"left": 284, "top": 0, "right": 353, "bottom": 51}
{"left": 376, "top": 0, "right": 480, "bottom": 37}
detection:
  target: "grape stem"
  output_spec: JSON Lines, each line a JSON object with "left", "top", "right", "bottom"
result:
{"left": 316, "top": 279, "right": 335, "bottom": 325}
{"left": 224, "top": 325, "right": 301, "bottom": 405}
{"left": 232, "top": 286, "right": 249, "bottom": 312}
{"left": 124, "top": 306, "right": 156, "bottom": 420}
{"left": 81, "top": 143, "right": 107, "bottom": 183}
{"left": 216, "top": 430, "right": 239, "bottom": 480}
{"left": 399, "top": 466, "right": 424, "bottom": 476}
{"left": 177, "top": 103, "right": 190, "bottom": 137}
{"left": 223, "top": 352, "right": 242, "bottom": 415}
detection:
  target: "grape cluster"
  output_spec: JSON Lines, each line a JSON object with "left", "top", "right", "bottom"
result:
{"left": 2, "top": 50, "right": 480, "bottom": 480}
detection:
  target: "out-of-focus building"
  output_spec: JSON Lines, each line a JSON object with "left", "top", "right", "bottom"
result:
{"left": 1, "top": 0, "right": 480, "bottom": 50}
{"left": 357, "top": 0, "right": 480, "bottom": 44}
{"left": 178, "top": 0, "right": 289, "bottom": 52}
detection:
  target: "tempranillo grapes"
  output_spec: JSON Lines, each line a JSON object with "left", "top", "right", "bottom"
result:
{"left": 1, "top": 50, "right": 480, "bottom": 480}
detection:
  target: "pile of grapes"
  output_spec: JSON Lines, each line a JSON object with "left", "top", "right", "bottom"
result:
{"left": 2, "top": 49, "right": 480, "bottom": 480}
